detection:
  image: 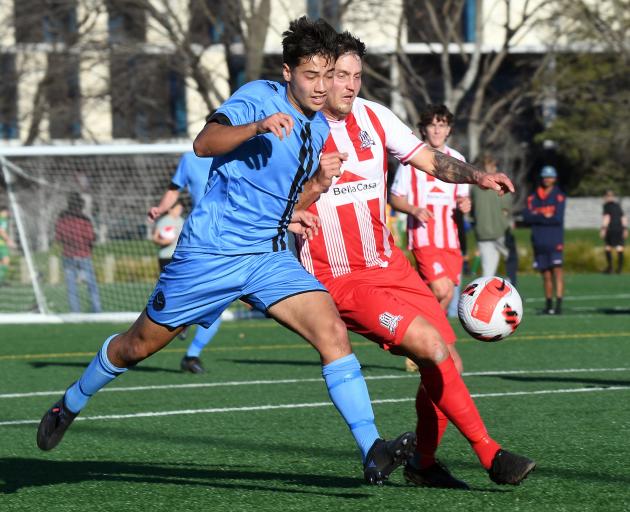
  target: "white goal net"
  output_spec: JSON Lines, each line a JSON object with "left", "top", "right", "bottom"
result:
{"left": 0, "top": 144, "right": 247, "bottom": 323}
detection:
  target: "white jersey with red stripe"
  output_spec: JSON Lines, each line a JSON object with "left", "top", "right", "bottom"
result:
{"left": 298, "top": 97, "right": 424, "bottom": 280}
{"left": 391, "top": 146, "right": 469, "bottom": 250}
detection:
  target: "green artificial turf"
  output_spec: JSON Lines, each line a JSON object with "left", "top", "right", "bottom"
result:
{"left": 1, "top": 273, "right": 629, "bottom": 511}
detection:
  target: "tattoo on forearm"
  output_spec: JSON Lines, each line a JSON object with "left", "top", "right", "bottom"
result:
{"left": 432, "top": 149, "right": 484, "bottom": 184}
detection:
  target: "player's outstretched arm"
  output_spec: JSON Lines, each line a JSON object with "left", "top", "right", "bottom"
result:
{"left": 148, "top": 188, "right": 180, "bottom": 223}
{"left": 409, "top": 147, "right": 515, "bottom": 195}
{"left": 193, "top": 113, "right": 295, "bottom": 157}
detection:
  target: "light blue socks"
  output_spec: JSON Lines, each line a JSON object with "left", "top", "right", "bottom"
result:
{"left": 64, "top": 335, "right": 128, "bottom": 413}
{"left": 322, "top": 353, "right": 379, "bottom": 460}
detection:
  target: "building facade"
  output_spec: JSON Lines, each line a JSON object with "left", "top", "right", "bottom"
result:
{"left": 0, "top": 0, "right": 557, "bottom": 146}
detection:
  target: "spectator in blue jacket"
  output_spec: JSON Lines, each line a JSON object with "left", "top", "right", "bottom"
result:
{"left": 523, "top": 166, "right": 566, "bottom": 315}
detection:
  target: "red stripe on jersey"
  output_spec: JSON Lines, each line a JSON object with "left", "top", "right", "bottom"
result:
{"left": 365, "top": 107, "right": 389, "bottom": 236}
{"left": 336, "top": 202, "right": 365, "bottom": 272}
{"left": 410, "top": 166, "right": 419, "bottom": 248}
{"left": 345, "top": 113, "right": 374, "bottom": 162}
{"left": 305, "top": 203, "right": 333, "bottom": 278}
{"left": 323, "top": 133, "right": 338, "bottom": 154}
{"left": 442, "top": 203, "right": 451, "bottom": 249}
{"left": 368, "top": 197, "right": 386, "bottom": 258}
{"left": 427, "top": 204, "right": 435, "bottom": 246}
{"left": 365, "top": 106, "right": 387, "bottom": 172}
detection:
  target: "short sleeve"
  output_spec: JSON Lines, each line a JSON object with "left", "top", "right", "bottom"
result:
{"left": 390, "top": 163, "right": 412, "bottom": 197}
{"left": 171, "top": 153, "right": 191, "bottom": 190}
{"left": 214, "top": 80, "right": 274, "bottom": 126}
{"left": 363, "top": 100, "right": 424, "bottom": 164}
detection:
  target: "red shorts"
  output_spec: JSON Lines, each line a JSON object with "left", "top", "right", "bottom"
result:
{"left": 321, "top": 249, "right": 456, "bottom": 350}
{"left": 412, "top": 246, "right": 463, "bottom": 285}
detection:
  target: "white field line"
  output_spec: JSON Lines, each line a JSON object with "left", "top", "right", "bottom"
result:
{"left": 1, "top": 367, "right": 629, "bottom": 400}
{"left": 1, "top": 385, "right": 629, "bottom": 427}
{"left": 525, "top": 293, "right": 630, "bottom": 303}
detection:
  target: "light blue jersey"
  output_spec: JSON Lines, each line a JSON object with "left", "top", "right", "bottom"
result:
{"left": 171, "top": 152, "right": 212, "bottom": 208}
{"left": 178, "top": 80, "right": 329, "bottom": 255}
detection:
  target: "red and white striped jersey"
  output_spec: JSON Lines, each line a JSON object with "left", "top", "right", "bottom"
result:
{"left": 298, "top": 97, "right": 424, "bottom": 280}
{"left": 390, "top": 146, "right": 469, "bottom": 250}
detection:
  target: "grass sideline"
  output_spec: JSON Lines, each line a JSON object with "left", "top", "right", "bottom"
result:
{"left": 1, "top": 274, "right": 629, "bottom": 511}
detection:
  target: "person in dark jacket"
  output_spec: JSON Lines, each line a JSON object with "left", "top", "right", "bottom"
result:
{"left": 523, "top": 166, "right": 565, "bottom": 315}
{"left": 600, "top": 190, "right": 627, "bottom": 274}
{"left": 55, "top": 192, "right": 101, "bottom": 313}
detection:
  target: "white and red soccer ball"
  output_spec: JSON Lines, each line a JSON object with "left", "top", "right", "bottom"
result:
{"left": 458, "top": 277, "right": 523, "bottom": 342}
{"left": 159, "top": 225, "right": 178, "bottom": 242}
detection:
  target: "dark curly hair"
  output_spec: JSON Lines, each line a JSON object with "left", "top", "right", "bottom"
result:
{"left": 282, "top": 16, "right": 338, "bottom": 68}
{"left": 417, "top": 104, "right": 454, "bottom": 135}
{"left": 335, "top": 31, "right": 366, "bottom": 58}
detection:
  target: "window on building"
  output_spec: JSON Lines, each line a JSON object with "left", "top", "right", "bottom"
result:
{"left": 14, "top": 0, "right": 78, "bottom": 44}
{"left": 462, "top": 0, "right": 477, "bottom": 43}
{"left": 405, "top": 0, "right": 475, "bottom": 44}
{"left": 110, "top": 54, "right": 187, "bottom": 139}
{"left": 106, "top": 0, "right": 147, "bottom": 44}
{"left": 0, "top": 54, "right": 18, "bottom": 139}
{"left": 46, "top": 53, "right": 82, "bottom": 139}
{"left": 307, "top": 0, "right": 340, "bottom": 30}
{"left": 189, "top": 0, "right": 231, "bottom": 45}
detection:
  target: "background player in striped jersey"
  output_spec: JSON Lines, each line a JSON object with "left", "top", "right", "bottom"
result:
{"left": 37, "top": 18, "right": 415, "bottom": 486}
{"left": 297, "top": 31, "right": 535, "bottom": 489}
{"left": 390, "top": 105, "right": 470, "bottom": 312}
{"left": 389, "top": 105, "right": 469, "bottom": 373}
{"left": 148, "top": 152, "right": 223, "bottom": 374}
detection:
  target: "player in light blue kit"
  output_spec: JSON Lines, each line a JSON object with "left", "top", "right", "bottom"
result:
{"left": 148, "top": 151, "right": 221, "bottom": 374}
{"left": 37, "top": 17, "right": 415, "bottom": 485}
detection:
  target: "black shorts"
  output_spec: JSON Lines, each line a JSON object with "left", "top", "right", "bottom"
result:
{"left": 605, "top": 230, "right": 625, "bottom": 247}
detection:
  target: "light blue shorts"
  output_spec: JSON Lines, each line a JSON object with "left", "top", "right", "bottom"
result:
{"left": 146, "top": 250, "right": 327, "bottom": 328}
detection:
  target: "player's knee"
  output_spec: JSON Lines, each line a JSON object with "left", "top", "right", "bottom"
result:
{"left": 114, "top": 331, "right": 152, "bottom": 365}
{"left": 432, "top": 280, "right": 453, "bottom": 304}
{"left": 402, "top": 321, "right": 449, "bottom": 364}
{"left": 316, "top": 318, "right": 351, "bottom": 360}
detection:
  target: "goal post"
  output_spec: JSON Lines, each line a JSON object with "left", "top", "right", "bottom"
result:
{"left": 0, "top": 143, "right": 250, "bottom": 323}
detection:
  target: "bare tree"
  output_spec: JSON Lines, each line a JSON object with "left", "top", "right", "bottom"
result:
{"left": 4, "top": 0, "right": 274, "bottom": 144}
{"left": 396, "top": 1, "right": 554, "bottom": 164}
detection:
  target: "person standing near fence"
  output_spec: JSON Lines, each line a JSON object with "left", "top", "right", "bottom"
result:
{"left": 470, "top": 153, "right": 518, "bottom": 284}
{"left": 55, "top": 192, "right": 102, "bottom": 313}
{"left": 601, "top": 190, "right": 627, "bottom": 274}
{"left": 523, "top": 166, "right": 565, "bottom": 315}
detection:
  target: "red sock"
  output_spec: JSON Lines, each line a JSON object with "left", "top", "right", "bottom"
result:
{"left": 415, "top": 385, "right": 449, "bottom": 468}
{"left": 419, "top": 356, "right": 501, "bottom": 469}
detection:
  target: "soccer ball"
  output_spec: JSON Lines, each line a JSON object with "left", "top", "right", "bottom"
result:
{"left": 159, "top": 225, "right": 177, "bottom": 242}
{"left": 457, "top": 277, "right": 523, "bottom": 342}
